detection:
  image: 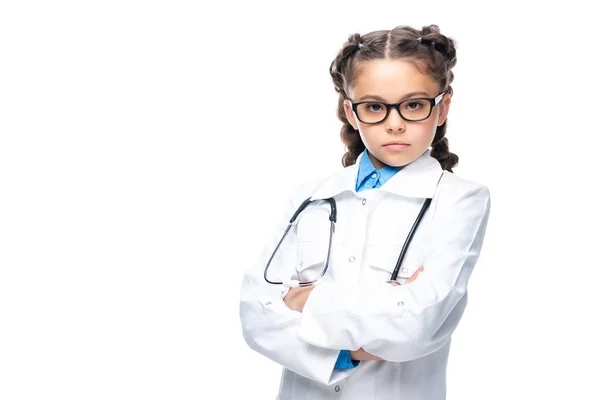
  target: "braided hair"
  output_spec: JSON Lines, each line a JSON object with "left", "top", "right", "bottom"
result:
{"left": 329, "top": 24, "right": 459, "bottom": 172}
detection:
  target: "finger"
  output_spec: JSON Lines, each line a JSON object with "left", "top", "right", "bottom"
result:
{"left": 411, "top": 265, "right": 424, "bottom": 278}
{"left": 406, "top": 266, "right": 424, "bottom": 284}
{"left": 302, "top": 284, "right": 315, "bottom": 292}
{"left": 286, "top": 285, "right": 312, "bottom": 301}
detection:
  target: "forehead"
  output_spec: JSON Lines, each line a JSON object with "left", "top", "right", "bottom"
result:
{"left": 349, "top": 59, "right": 439, "bottom": 101}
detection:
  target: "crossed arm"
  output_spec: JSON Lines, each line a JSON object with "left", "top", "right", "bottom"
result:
{"left": 240, "top": 181, "right": 491, "bottom": 383}
{"left": 283, "top": 266, "right": 424, "bottom": 361}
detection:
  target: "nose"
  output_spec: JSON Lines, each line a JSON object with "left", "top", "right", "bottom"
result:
{"left": 384, "top": 105, "right": 406, "bottom": 132}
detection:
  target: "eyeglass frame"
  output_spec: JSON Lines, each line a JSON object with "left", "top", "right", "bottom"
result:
{"left": 348, "top": 91, "right": 447, "bottom": 124}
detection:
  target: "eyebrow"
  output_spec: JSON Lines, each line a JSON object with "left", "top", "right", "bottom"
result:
{"left": 357, "top": 91, "right": 432, "bottom": 102}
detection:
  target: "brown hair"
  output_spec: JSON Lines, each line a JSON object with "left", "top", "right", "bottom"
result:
{"left": 330, "top": 24, "right": 459, "bottom": 172}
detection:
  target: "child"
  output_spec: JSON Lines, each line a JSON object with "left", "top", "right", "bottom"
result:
{"left": 239, "top": 24, "right": 491, "bottom": 400}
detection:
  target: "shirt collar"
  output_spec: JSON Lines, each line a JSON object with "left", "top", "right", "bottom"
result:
{"left": 311, "top": 148, "right": 444, "bottom": 200}
{"left": 355, "top": 148, "right": 404, "bottom": 191}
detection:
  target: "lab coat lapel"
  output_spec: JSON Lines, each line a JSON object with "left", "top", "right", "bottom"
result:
{"left": 310, "top": 153, "right": 362, "bottom": 201}
{"left": 379, "top": 148, "right": 443, "bottom": 199}
{"left": 310, "top": 148, "right": 443, "bottom": 200}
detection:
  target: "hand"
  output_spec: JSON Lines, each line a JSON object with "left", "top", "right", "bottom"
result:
{"left": 283, "top": 285, "right": 315, "bottom": 312}
{"left": 405, "top": 265, "right": 424, "bottom": 284}
{"left": 387, "top": 265, "right": 424, "bottom": 286}
{"left": 349, "top": 347, "right": 383, "bottom": 361}
{"left": 352, "top": 267, "right": 424, "bottom": 362}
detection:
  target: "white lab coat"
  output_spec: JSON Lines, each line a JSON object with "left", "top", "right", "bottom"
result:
{"left": 239, "top": 149, "right": 491, "bottom": 400}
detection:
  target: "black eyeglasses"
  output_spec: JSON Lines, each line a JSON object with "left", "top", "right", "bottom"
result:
{"left": 349, "top": 92, "right": 446, "bottom": 124}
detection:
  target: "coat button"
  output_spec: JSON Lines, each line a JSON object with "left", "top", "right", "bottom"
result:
{"left": 348, "top": 256, "right": 355, "bottom": 262}
{"left": 361, "top": 199, "right": 366, "bottom": 205}
{"left": 334, "top": 385, "right": 340, "bottom": 392}
{"left": 397, "top": 301, "right": 404, "bottom": 307}
{"left": 401, "top": 267, "right": 408, "bottom": 273}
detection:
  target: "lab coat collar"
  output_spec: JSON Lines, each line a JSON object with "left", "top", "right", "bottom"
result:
{"left": 311, "top": 148, "right": 444, "bottom": 200}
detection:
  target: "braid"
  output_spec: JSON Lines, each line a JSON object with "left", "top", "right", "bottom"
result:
{"left": 329, "top": 33, "right": 362, "bottom": 95}
{"left": 420, "top": 25, "right": 457, "bottom": 68}
{"left": 431, "top": 123, "right": 459, "bottom": 172}
{"left": 330, "top": 33, "right": 366, "bottom": 167}
{"left": 418, "top": 25, "right": 459, "bottom": 172}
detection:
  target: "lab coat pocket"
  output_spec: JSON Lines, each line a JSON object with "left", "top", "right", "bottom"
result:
{"left": 365, "top": 243, "right": 425, "bottom": 284}
{"left": 295, "top": 240, "right": 329, "bottom": 283}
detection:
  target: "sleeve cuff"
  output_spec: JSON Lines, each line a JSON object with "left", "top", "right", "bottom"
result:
{"left": 334, "top": 350, "right": 360, "bottom": 369}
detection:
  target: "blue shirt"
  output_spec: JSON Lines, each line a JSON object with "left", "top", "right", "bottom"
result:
{"left": 355, "top": 148, "right": 405, "bottom": 191}
{"left": 334, "top": 148, "right": 405, "bottom": 369}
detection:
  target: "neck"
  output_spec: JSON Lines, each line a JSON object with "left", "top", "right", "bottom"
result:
{"left": 367, "top": 151, "right": 385, "bottom": 170}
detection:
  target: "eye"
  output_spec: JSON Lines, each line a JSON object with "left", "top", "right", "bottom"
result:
{"left": 365, "top": 103, "right": 385, "bottom": 112}
{"left": 406, "top": 101, "right": 422, "bottom": 110}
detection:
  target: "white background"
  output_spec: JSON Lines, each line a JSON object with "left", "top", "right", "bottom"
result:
{"left": 1, "top": 1, "right": 599, "bottom": 399}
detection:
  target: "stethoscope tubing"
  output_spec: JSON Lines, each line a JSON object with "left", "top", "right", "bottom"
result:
{"left": 264, "top": 173, "right": 442, "bottom": 288}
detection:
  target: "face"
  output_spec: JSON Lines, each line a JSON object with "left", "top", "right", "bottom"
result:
{"left": 343, "top": 59, "right": 451, "bottom": 169}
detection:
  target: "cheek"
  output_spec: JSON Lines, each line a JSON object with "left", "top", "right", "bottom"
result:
{"left": 357, "top": 125, "right": 377, "bottom": 143}
{"left": 414, "top": 122, "right": 438, "bottom": 140}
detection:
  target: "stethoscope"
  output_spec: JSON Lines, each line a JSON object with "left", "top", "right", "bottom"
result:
{"left": 264, "top": 173, "right": 442, "bottom": 288}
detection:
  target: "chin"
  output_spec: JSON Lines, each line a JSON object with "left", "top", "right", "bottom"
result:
{"left": 380, "top": 157, "right": 406, "bottom": 168}
{"left": 390, "top": 153, "right": 419, "bottom": 167}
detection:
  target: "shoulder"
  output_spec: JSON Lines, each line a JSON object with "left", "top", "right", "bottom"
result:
{"left": 434, "top": 171, "right": 491, "bottom": 213}
{"left": 282, "top": 172, "right": 333, "bottom": 211}
{"left": 288, "top": 174, "right": 331, "bottom": 202}
{"left": 438, "top": 171, "right": 490, "bottom": 195}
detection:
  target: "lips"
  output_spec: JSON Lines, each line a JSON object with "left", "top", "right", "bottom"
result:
{"left": 384, "top": 141, "right": 409, "bottom": 146}
{"left": 384, "top": 142, "right": 410, "bottom": 151}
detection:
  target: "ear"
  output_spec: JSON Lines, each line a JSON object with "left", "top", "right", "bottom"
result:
{"left": 436, "top": 95, "right": 451, "bottom": 127}
{"left": 343, "top": 99, "right": 359, "bottom": 130}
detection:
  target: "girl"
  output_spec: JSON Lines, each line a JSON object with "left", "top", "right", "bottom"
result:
{"left": 239, "top": 24, "right": 491, "bottom": 400}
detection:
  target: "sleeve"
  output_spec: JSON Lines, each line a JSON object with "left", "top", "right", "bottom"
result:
{"left": 334, "top": 350, "right": 360, "bottom": 369}
{"left": 296, "top": 183, "right": 492, "bottom": 362}
{"left": 239, "top": 179, "right": 359, "bottom": 385}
